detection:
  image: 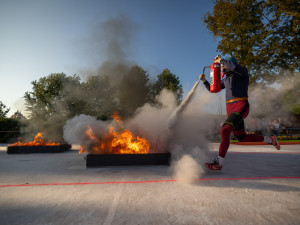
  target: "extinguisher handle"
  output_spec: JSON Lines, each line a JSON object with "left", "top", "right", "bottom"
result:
{"left": 203, "top": 66, "right": 210, "bottom": 74}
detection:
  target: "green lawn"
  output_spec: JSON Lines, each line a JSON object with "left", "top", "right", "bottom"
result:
{"left": 230, "top": 139, "right": 300, "bottom": 143}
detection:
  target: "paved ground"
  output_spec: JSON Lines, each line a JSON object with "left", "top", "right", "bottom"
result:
{"left": 0, "top": 143, "right": 299, "bottom": 225}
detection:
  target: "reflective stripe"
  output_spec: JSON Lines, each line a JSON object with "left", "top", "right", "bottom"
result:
{"left": 224, "top": 122, "right": 235, "bottom": 129}
{"left": 226, "top": 97, "right": 248, "bottom": 104}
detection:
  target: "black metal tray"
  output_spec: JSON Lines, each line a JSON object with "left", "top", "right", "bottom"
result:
{"left": 7, "top": 144, "right": 71, "bottom": 154}
{"left": 85, "top": 152, "right": 171, "bottom": 167}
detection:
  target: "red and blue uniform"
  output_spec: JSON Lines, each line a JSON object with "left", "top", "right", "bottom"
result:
{"left": 203, "top": 59, "right": 263, "bottom": 158}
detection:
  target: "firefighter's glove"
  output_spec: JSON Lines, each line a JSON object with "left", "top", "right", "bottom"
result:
{"left": 213, "top": 55, "right": 222, "bottom": 63}
{"left": 199, "top": 73, "right": 206, "bottom": 82}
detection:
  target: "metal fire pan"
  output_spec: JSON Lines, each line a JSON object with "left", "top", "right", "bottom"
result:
{"left": 7, "top": 144, "right": 71, "bottom": 154}
{"left": 85, "top": 152, "right": 171, "bottom": 167}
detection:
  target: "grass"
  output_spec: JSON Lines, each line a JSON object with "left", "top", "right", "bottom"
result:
{"left": 230, "top": 139, "right": 300, "bottom": 143}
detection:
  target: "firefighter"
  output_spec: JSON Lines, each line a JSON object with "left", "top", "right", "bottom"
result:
{"left": 199, "top": 55, "right": 280, "bottom": 171}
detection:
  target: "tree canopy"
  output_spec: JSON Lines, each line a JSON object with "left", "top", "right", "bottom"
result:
{"left": 279, "top": 75, "right": 300, "bottom": 115}
{"left": 203, "top": 0, "right": 300, "bottom": 83}
{"left": 24, "top": 73, "right": 82, "bottom": 119}
{"left": 23, "top": 65, "right": 184, "bottom": 134}
{"left": 117, "top": 65, "right": 151, "bottom": 117}
{"left": 23, "top": 73, "right": 83, "bottom": 141}
{"left": 0, "top": 101, "right": 10, "bottom": 118}
{"left": 151, "top": 68, "right": 183, "bottom": 102}
{"left": 82, "top": 75, "right": 116, "bottom": 120}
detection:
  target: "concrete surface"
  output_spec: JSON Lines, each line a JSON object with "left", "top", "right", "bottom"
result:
{"left": 0, "top": 143, "right": 299, "bottom": 225}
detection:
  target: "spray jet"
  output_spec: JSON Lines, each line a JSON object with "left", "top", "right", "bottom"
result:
{"left": 167, "top": 78, "right": 200, "bottom": 131}
{"left": 166, "top": 59, "right": 223, "bottom": 131}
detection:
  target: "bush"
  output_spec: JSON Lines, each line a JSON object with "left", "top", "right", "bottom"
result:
{"left": 0, "top": 118, "right": 24, "bottom": 143}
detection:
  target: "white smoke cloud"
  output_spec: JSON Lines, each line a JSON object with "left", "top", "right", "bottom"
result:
{"left": 62, "top": 89, "right": 178, "bottom": 153}
{"left": 63, "top": 80, "right": 220, "bottom": 182}
{"left": 245, "top": 74, "right": 300, "bottom": 131}
{"left": 63, "top": 114, "right": 109, "bottom": 147}
{"left": 172, "top": 153, "right": 203, "bottom": 184}
{"left": 126, "top": 89, "right": 177, "bottom": 153}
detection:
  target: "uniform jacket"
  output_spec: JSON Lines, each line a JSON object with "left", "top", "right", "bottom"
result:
{"left": 203, "top": 59, "right": 249, "bottom": 102}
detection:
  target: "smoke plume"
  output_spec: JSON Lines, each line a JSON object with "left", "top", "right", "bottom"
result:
{"left": 87, "top": 14, "right": 152, "bottom": 117}
{"left": 126, "top": 89, "right": 177, "bottom": 153}
{"left": 23, "top": 14, "right": 142, "bottom": 142}
{"left": 172, "top": 153, "right": 204, "bottom": 184}
{"left": 63, "top": 114, "right": 109, "bottom": 147}
{"left": 63, "top": 89, "right": 177, "bottom": 153}
{"left": 245, "top": 74, "right": 300, "bottom": 131}
{"left": 88, "top": 13, "right": 139, "bottom": 86}
{"left": 63, "top": 80, "right": 220, "bottom": 183}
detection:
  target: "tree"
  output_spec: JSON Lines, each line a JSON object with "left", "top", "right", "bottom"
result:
{"left": 0, "top": 101, "right": 10, "bottom": 118}
{"left": 24, "top": 73, "right": 83, "bottom": 119}
{"left": 83, "top": 75, "right": 117, "bottom": 120}
{"left": 151, "top": 68, "right": 183, "bottom": 102}
{"left": 203, "top": 0, "right": 300, "bottom": 84}
{"left": 0, "top": 118, "right": 24, "bottom": 143}
{"left": 263, "top": 0, "right": 300, "bottom": 72}
{"left": 117, "top": 65, "right": 151, "bottom": 117}
{"left": 279, "top": 74, "right": 300, "bottom": 115}
{"left": 24, "top": 73, "right": 84, "bottom": 141}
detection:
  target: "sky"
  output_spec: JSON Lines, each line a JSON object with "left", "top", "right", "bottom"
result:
{"left": 0, "top": 0, "right": 224, "bottom": 117}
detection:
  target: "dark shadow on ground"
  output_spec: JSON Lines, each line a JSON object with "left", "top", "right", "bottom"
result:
{"left": 198, "top": 152, "right": 300, "bottom": 192}
{"left": 1, "top": 151, "right": 299, "bottom": 191}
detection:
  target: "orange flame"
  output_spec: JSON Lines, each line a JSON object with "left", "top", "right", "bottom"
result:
{"left": 9, "top": 132, "right": 61, "bottom": 146}
{"left": 112, "top": 111, "right": 122, "bottom": 124}
{"left": 79, "top": 113, "right": 150, "bottom": 154}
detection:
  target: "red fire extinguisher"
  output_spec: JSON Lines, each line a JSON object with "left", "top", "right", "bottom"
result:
{"left": 209, "top": 62, "right": 221, "bottom": 93}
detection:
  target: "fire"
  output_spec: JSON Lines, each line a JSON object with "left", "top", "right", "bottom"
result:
{"left": 79, "top": 113, "right": 150, "bottom": 154}
{"left": 9, "top": 132, "right": 61, "bottom": 146}
{"left": 111, "top": 111, "right": 122, "bottom": 124}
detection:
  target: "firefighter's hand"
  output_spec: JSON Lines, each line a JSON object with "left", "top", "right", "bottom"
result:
{"left": 213, "top": 55, "right": 221, "bottom": 63}
{"left": 199, "top": 73, "right": 206, "bottom": 82}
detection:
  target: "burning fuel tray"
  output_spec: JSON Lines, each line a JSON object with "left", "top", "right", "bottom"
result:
{"left": 85, "top": 152, "right": 171, "bottom": 167}
{"left": 7, "top": 144, "right": 71, "bottom": 154}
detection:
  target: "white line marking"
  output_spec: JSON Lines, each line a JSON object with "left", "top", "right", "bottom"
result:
{"left": 103, "top": 171, "right": 127, "bottom": 225}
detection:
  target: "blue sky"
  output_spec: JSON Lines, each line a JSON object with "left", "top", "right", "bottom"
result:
{"left": 0, "top": 0, "right": 223, "bottom": 116}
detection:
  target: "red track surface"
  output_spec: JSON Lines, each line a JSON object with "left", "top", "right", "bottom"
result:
{"left": 232, "top": 142, "right": 300, "bottom": 145}
{"left": 1, "top": 176, "right": 299, "bottom": 188}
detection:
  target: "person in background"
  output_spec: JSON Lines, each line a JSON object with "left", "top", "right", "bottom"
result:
{"left": 282, "top": 118, "right": 292, "bottom": 139}
{"left": 277, "top": 117, "right": 284, "bottom": 139}
{"left": 266, "top": 121, "right": 274, "bottom": 136}
{"left": 260, "top": 118, "right": 268, "bottom": 136}
{"left": 273, "top": 119, "right": 280, "bottom": 137}
{"left": 199, "top": 55, "right": 280, "bottom": 171}
{"left": 250, "top": 118, "right": 258, "bottom": 134}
